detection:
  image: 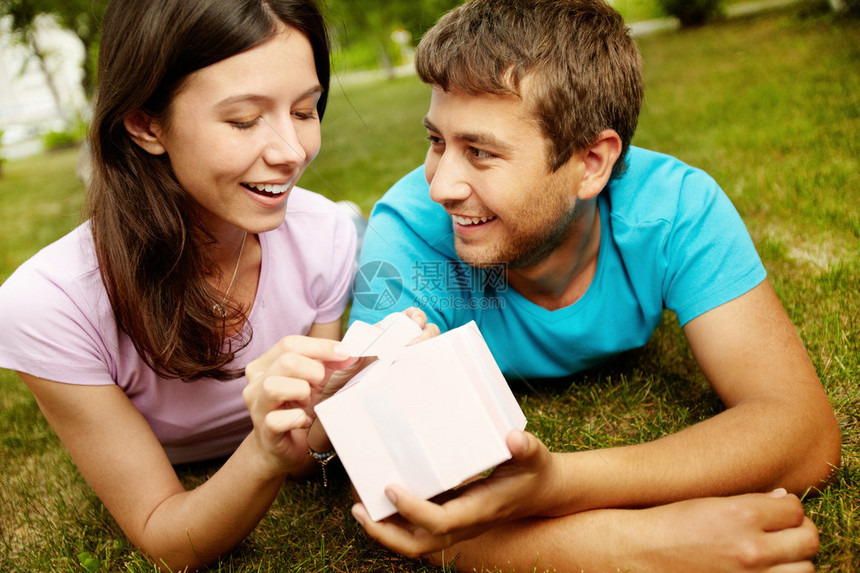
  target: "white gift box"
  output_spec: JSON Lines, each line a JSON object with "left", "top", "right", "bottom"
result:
{"left": 315, "top": 313, "right": 527, "bottom": 521}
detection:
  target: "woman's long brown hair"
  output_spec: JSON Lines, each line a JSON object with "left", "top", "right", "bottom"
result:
{"left": 87, "top": 0, "right": 330, "bottom": 381}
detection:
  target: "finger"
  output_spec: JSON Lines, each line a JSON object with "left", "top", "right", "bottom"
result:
{"left": 246, "top": 336, "right": 350, "bottom": 382}
{"left": 386, "top": 483, "right": 490, "bottom": 537}
{"left": 268, "top": 352, "right": 329, "bottom": 386}
{"left": 765, "top": 563, "right": 815, "bottom": 573}
{"left": 400, "top": 308, "right": 441, "bottom": 346}
{"left": 352, "top": 503, "right": 444, "bottom": 558}
{"left": 385, "top": 484, "right": 452, "bottom": 532}
{"left": 401, "top": 307, "right": 428, "bottom": 328}
{"left": 412, "top": 321, "right": 441, "bottom": 344}
{"left": 405, "top": 321, "right": 440, "bottom": 347}
{"left": 325, "top": 354, "right": 361, "bottom": 372}
{"left": 262, "top": 376, "right": 311, "bottom": 406}
{"left": 506, "top": 429, "right": 538, "bottom": 458}
{"left": 753, "top": 493, "right": 807, "bottom": 532}
{"left": 243, "top": 367, "right": 320, "bottom": 413}
{"left": 763, "top": 516, "right": 820, "bottom": 564}
{"left": 264, "top": 408, "right": 311, "bottom": 433}
{"left": 503, "top": 430, "right": 552, "bottom": 475}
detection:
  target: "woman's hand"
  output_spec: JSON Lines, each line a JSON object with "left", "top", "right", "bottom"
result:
{"left": 243, "top": 335, "right": 356, "bottom": 475}
{"left": 352, "top": 429, "right": 560, "bottom": 558}
{"left": 322, "top": 307, "right": 441, "bottom": 401}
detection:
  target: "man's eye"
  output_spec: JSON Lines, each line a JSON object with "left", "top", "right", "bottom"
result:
{"left": 471, "top": 147, "right": 495, "bottom": 160}
{"left": 426, "top": 135, "right": 443, "bottom": 145}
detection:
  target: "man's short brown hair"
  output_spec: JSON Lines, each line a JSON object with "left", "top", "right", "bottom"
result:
{"left": 416, "top": 0, "right": 643, "bottom": 175}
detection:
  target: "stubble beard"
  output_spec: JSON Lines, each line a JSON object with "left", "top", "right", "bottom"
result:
{"left": 455, "top": 190, "right": 581, "bottom": 270}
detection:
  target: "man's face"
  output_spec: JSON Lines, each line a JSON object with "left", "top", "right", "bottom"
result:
{"left": 423, "top": 86, "right": 586, "bottom": 269}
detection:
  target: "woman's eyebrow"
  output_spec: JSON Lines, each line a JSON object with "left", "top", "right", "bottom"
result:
{"left": 214, "top": 86, "right": 324, "bottom": 109}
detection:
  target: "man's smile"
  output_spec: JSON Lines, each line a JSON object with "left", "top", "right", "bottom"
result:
{"left": 451, "top": 214, "right": 497, "bottom": 226}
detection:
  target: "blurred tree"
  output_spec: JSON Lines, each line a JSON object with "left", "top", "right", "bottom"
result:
{"left": 0, "top": 0, "right": 463, "bottom": 97}
{"left": 1, "top": 0, "right": 106, "bottom": 100}
{"left": 657, "top": 0, "right": 725, "bottom": 26}
{"left": 327, "top": 0, "right": 463, "bottom": 76}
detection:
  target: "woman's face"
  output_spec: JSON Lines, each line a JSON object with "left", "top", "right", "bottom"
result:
{"left": 146, "top": 25, "right": 322, "bottom": 236}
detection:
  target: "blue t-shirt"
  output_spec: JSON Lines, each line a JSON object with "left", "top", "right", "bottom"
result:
{"left": 350, "top": 147, "right": 766, "bottom": 380}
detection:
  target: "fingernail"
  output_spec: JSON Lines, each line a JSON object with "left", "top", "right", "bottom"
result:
{"left": 385, "top": 488, "right": 398, "bottom": 504}
{"left": 519, "top": 431, "right": 530, "bottom": 451}
{"left": 770, "top": 488, "right": 788, "bottom": 497}
{"left": 333, "top": 344, "right": 351, "bottom": 358}
{"left": 351, "top": 505, "right": 364, "bottom": 526}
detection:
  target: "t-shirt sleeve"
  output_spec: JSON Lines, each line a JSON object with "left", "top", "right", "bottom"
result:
{"left": 0, "top": 260, "right": 116, "bottom": 385}
{"left": 662, "top": 169, "right": 767, "bottom": 326}
{"left": 349, "top": 200, "right": 453, "bottom": 332}
{"left": 313, "top": 207, "right": 358, "bottom": 325}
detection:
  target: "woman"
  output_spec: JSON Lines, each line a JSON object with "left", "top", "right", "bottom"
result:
{"left": 0, "top": 0, "right": 429, "bottom": 569}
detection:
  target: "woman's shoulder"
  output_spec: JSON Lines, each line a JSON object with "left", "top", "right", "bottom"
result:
{"left": 0, "top": 222, "right": 107, "bottom": 324}
{"left": 285, "top": 187, "right": 342, "bottom": 216}
{"left": 255, "top": 188, "right": 357, "bottom": 328}
{"left": 0, "top": 222, "right": 119, "bottom": 381}
{"left": 1, "top": 223, "right": 100, "bottom": 294}
{"left": 269, "top": 187, "right": 357, "bottom": 250}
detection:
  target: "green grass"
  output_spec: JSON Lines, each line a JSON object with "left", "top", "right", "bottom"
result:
{"left": 0, "top": 148, "right": 86, "bottom": 285}
{"left": 1, "top": 4, "right": 858, "bottom": 572}
{"left": 299, "top": 75, "right": 432, "bottom": 215}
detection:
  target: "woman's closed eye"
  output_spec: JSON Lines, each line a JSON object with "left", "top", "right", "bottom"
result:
{"left": 229, "top": 116, "right": 263, "bottom": 130}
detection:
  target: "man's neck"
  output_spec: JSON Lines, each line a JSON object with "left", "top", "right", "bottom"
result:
{"left": 505, "top": 204, "right": 601, "bottom": 311}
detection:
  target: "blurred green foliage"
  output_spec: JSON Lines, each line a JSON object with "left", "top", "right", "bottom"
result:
{"left": 657, "top": 0, "right": 725, "bottom": 25}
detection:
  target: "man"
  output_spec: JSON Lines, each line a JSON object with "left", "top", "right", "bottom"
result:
{"left": 348, "top": 0, "right": 841, "bottom": 570}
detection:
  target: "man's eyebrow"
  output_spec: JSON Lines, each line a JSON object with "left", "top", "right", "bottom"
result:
{"left": 422, "top": 116, "right": 513, "bottom": 152}
{"left": 215, "top": 86, "right": 324, "bottom": 109}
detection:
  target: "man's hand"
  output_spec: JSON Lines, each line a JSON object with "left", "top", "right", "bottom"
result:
{"left": 351, "top": 429, "right": 560, "bottom": 558}
{"left": 627, "top": 489, "right": 820, "bottom": 572}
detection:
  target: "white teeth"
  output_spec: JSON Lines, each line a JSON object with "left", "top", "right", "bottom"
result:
{"left": 452, "top": 215, "right": 495, "bottom": 226}
{"left": 246, "top": 182, "right": 290, "bottom": 195}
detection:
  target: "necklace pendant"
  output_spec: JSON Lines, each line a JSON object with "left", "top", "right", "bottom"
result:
{"left": 212, "top": 302, "right": 227, "bottom": 318}
{"left": 212, "top": 230, "right": 247, "bottom": 320}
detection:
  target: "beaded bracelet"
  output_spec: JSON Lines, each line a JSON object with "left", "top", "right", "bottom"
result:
{"left": 307, "top": 447, "right": 337, "bottom": 487}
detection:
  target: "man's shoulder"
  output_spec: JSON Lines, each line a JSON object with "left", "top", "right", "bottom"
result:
{"left": 375, "top": 166, "right": 435, "bottom": 212}
{"left": 616, "top": 146, "right": 709, "bottom": 192}
{"left": 369, "top": 166, "right": 456, "bottom": 257}
{"left": 608, "top": 147, "right": 720, "bottom": 224}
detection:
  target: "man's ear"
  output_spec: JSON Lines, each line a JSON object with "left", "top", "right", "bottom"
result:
{"left": 577, "top": 129, "right": 622, "bottom": 200}
{"left": 123, "top": 110, "right": 167, "bottom": 155}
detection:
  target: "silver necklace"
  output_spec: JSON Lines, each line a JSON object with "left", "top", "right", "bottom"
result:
{"left": 213, "top": 231, "right": 248, "bottom": 318}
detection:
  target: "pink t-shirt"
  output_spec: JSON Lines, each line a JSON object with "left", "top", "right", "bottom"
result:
{"left": 0, "top": 188, "right": 356, "bottom": 463}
